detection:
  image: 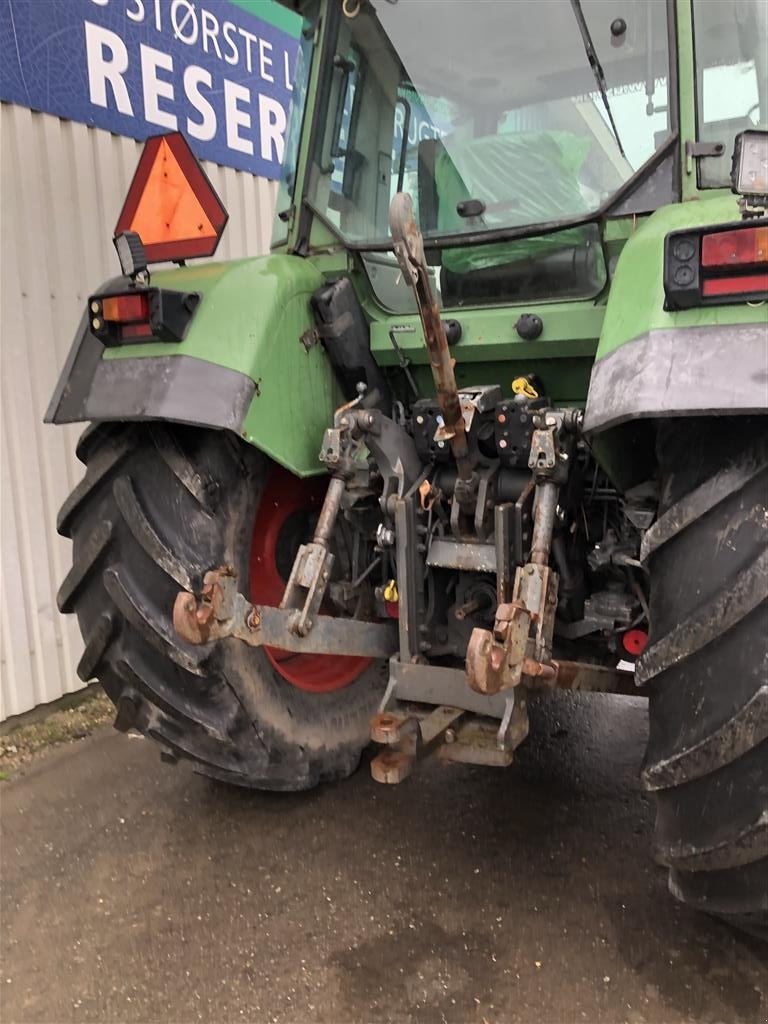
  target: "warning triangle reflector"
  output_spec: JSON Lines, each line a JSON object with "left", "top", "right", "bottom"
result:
{"left": 115, "top": 132, "right": 228, "bottom": 264}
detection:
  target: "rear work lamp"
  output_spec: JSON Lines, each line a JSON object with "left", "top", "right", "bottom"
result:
{"left": 731, "top": 130, "right": 768, "bottom": 197}
{"left": 113, "top": 231, "right": 148, "bottom": 280}
{"left": 663, "top": 220, "right": 768, "bottom": 310}
{"left": 731, "top": 129, "right": 768, "bottom": 218}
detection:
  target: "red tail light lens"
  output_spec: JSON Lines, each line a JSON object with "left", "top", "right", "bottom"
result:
{"left": 702, "top": 273, "right": 768, "bottom": 297}
{"left": 701, "top": 225, "right": 768, "bottom": 269}
{"left": 118, "top": 322, "right": 154, "bottom": 339}
{"left": 101, "top": 292, "right": 150, "bottom": 323}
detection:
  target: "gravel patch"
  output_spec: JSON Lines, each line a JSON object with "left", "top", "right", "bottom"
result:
{"left": 0, "top": 691, "right": 113, "bottom": 779}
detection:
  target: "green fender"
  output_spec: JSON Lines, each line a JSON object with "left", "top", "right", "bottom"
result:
{"left": 585, "top": 194, "right": 767, "bottom": 434}
{"left": 46, "top": 254, "right": 344, "bottom": 478}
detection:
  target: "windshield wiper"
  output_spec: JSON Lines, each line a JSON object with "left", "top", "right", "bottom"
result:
{"left": 569, "top": 0, "right": 627, "bottom": 159}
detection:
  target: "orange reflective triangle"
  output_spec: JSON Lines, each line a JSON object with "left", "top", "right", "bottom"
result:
{"left": 116, "top": 131, "right": 228, "bottom": 263}
{"left": 128, "top": 138, "right": 216, "bottom": 247}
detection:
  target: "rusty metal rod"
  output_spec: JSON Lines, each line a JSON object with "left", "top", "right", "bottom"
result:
{"left": 521, "top": 657, "right": 558, "bottom": 681}
{"left": 455, "top": 597, "right": 480, "bottom": 621}
{"left": 416, "top": 291, "right": 472, "bottom": 481}
{"left": 389, "top": 193, "right": 473, "bottom": 483}
{"left": 522, "top": 658, "right": 638, "bottom": 695}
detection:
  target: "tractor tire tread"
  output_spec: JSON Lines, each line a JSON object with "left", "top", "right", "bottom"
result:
{"left": 57, "top": 519, "right": 113, "bottom": 614}
{"left": 644, "top": 419, "right": 768, "bottom": 937}
{"left": 76, "top": 611, "right": 116, "bottom": 682}
{"left": 112, "top": 475, "right": 197, "bottom": 591}
{"left": 57, "top": 431, "right": 134, "bottom": 537}
{"left": 59, "top": 422, "right": 386, "bottom": 790}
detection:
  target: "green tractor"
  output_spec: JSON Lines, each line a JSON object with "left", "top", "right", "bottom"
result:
{"left": 47, "top": 0, "right": 766, "bottom": 936}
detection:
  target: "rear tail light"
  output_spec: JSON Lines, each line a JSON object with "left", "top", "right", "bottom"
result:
{"left": 89, "top": 287, "right": 201, "bottom": 346}
{"left": 90, "top": 291, "right": 153, "bottom": 344}
{"left": 701, "top": 225, "right": 768, "bottom": 269}
{"left": 101, "top": 292, "right": 150, "bottom": 324}
{"left": 664, "top": 219, "right": 768, "bottom": 310}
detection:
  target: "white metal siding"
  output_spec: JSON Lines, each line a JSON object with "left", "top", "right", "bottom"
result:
{"left": 0, "top": 103, "right": 278, "bottom": 720}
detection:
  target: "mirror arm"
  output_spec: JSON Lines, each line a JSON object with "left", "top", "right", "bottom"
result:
{"left": 395, "top": 96, "right": 412, "bottom": 193}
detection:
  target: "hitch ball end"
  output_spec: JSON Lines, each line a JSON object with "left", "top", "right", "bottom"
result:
{"left": 466, "top": 627, "right": 505, "bottom": 695}
{"left": 173, "top": 590, "right": 212, "bottom": 645}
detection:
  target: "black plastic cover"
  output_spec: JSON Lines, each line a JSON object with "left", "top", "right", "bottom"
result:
{"left": 663, "top": 231, "right": 702, "bottom": 310}
{"left": 311, "top": 278, "right": 391, "bottom": 411}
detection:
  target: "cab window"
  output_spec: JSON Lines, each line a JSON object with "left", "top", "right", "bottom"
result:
{"left": 693, "top": 0, "right": 767, "bottom": 188}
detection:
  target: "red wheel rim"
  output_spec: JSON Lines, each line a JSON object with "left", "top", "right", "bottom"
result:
{"left": 249, "top": 467, "right": 371, "bottom": 693}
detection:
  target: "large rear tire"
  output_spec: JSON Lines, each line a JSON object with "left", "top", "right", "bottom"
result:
{"left": 638, "top": 418, "right": 768, "bottom": 938}
{"left": 57, "top": 423, "right": 388, "bottom": 790}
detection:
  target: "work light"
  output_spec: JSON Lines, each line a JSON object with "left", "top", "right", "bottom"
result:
{"left": 114, "top": 230, "right": 148, "bottom": 280}
{"left": 731, "top": 130, "right": 768, "bottom": 214}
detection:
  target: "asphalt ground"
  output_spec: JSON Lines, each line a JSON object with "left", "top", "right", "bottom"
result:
{"left": 1, "top": 691, "right": 765, "bottom": 1024}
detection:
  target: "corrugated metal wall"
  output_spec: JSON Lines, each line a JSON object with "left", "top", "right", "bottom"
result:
{"left": 0, "top": 103, "right": 278, "bottom": 720}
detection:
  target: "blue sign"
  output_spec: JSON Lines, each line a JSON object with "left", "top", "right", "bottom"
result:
{"left": 0, "top": 0, "right": 300, "bottom": 179}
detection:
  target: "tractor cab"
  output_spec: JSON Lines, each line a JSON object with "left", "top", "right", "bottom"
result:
{"left": 277, "top": 0, "right": 764, "bottom": 304}
{"left": 293, "top": 0, "right": 671, "bottom": 283}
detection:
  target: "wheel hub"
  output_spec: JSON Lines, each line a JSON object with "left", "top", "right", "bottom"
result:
{"left": 248, "top": 467, "right": 371, "bottom": 692}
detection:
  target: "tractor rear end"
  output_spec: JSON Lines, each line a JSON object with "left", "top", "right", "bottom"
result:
{"left": 46, "top": 0, "right": 767, "bottom": 937}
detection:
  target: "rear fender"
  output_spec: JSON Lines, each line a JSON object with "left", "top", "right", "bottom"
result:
{"left": 46, "top": 254, "right": 341, "bottom": 477}
{"left": 585, "top": 196, "right": 767, "bottom": 435}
